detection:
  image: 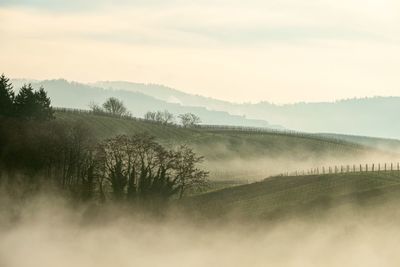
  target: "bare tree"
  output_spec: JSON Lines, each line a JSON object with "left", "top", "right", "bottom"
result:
{"left": 144, "top": 110, "right": 175, "bottom": 124}
{"left": 97, "top": 135, "right": 133, "bottom": 201}
{"left": 178, "top": 113, "right": 201, "bottom": 128}
{"left": 102, "top": 97, "right": 129, "bottom": 116}
{"left": 172, "top": 145, "right": 209, "bottom": 199}
{"left": 144, "top": 111, "right": 157, "bottom": 121}
{"left": 97, "top": 134, "right": 208, "bottom": 203}
{"left": 89, "top": 102, "right": 104, "bottom": 114}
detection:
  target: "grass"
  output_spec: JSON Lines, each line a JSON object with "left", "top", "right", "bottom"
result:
{"left": 185, "top": 171, "right": 400, "bottom": 220}
{"left": 56, "top": 110, "right": 370, "bottom": 157}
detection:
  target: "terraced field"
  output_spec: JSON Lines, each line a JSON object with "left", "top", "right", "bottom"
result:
{"left": 185, "top": 172, "right": 400, "bottom": 220}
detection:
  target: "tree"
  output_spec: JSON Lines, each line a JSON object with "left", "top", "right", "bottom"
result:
{"left": 0, "top": 116, "right": 101, "bottom": 201}
{"left": 102, "top": 97, "right": 129, "bottom": 116}
{"left": 156, "top": 110, "right": 174, "bottom": 124}
{"left": 173, "top": 145, "right": 209, "bottom": 199}
{"left": 14, "top": 84, "right": 54, "bottom": 120}
{"left": 144, "top": 110, "right": 175, "bottom": 124}
{"left": 97, "top": 135, "right": 132, "bottom": 201}
{"left": 97, "top": 134, "right": 208, "bottom": 203}
{"left": 89, "top": 102, "right": 104, "bottom": 114}
{"left": 34, "top": 87, "right": 54, "bottom": 120}
{"left": 144, "top": 111, "right": 157, "bottom": 121}
{"left": 178, "top": 113, "right": 201, "bottom": 127}
{"left": 14, "top": 84, "right": 36, "bottom": 119}
{"left": 0, "top": 74, "right": 14, "bottom": 117}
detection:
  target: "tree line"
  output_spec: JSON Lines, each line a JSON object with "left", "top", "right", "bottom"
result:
{"left": 0, "top": 74, "right": 54, "bottom": 120}
{"left": 144, "top": 111, "right": 201, "bottom": 128}
{"left": 89, "top": 97, "right": 202, "bottom": 127}
{"left": 0, "top": 74, "right": 208, "bottom": 206}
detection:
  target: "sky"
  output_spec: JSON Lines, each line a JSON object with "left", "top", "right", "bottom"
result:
{"left": 1, "top": 0, "right": 400, "bottom": 103}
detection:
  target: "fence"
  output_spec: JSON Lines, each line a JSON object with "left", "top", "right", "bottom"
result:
{"left": 54, "top": 107, "right": 362, "bottom": 148}
{"left": 276, "top": 162, "right": 400, "bottom": 177}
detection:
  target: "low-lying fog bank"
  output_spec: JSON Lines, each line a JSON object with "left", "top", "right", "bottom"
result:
{"left": 1, "top": 194, "right": 400, "bottom": 267}
{"left": 205, "top": 151, "right": 400, "bottom": 182}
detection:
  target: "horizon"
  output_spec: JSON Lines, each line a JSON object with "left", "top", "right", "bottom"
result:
{"left": 2, "top": 0, "right": 400, "bottom": 103}
{"left": 9, "top": 76, "right": 400, "bottom": 105}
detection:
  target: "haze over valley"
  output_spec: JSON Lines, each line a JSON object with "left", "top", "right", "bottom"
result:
{"left": 2, "top": 0, "right": 400, "bottom": 266}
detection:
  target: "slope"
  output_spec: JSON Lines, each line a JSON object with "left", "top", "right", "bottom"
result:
{"left": 185, "top": 171, "right": 400, "bottom": 220}
{"left": 55, "top": 110, "right": 386, "bottom": 182}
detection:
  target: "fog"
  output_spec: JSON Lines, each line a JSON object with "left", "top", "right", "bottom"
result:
{"left": 204, "top": 151, "right": 400, "bottom": 182}
{"left": 2, "top": 193, "right": 400, "bottom": 267}
{"left": 187, "top": 135, "right": 400, "bottom": 182}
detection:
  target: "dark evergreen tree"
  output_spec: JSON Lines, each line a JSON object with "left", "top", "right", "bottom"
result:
{"left": 34, "top": 87, "right": 54, "bottom": 120}
{"left": 14, "top": 84, "right": 36, "bottom": 119}
{"left": 14, "top": 84, "right": 54, "bottom": 120}
{"left": 0, "top": 74, "right": 14, "bottom": 117}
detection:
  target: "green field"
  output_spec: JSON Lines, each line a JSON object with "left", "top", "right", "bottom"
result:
{"left": 185, "top": 171, "right": 400, "bottom": 220}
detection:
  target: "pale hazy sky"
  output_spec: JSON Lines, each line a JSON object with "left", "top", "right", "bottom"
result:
{"left": 1, "top": 0, "right": 400, "bottom": 103}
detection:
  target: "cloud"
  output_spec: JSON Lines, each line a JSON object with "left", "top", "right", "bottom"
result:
{"left": 0, "top": 0, "right": 175, "bottom": 12}
{"left": 1, "top": 0, "right": 400, "bottom": 102}
{"left": 2, "top": 0, "right": 400, "bottom": 45}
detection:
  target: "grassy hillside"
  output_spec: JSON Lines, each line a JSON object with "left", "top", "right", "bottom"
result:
{"left": 185, "top": 171, "right": 400, "bottom": 220}
{"left": 55, "top": 110, "right": 387, "bottom": 182}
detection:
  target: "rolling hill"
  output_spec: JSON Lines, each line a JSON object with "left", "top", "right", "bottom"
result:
{"left": 317, "top": 133, "right": 400, "bottom": 154}
{"left": 53, "top": 110, "right": 400, "bottom": 219}
{"left": 55, "top": 109, "right": 392, "bottom": 182}
{"left": 184, "top": 171, "right": 400, "bottom": 220}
